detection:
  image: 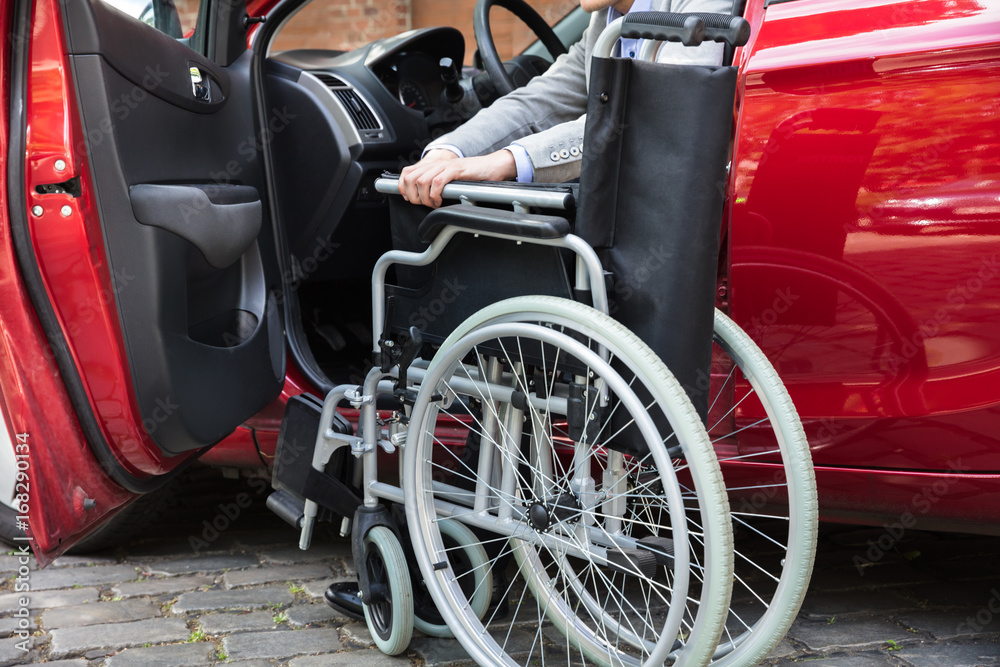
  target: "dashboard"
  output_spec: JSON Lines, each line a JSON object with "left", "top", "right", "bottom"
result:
{"left": 262, "top": 27, "right": 468, "bottom": 284}
{"left": 375, "top": 51, "right": 445, "bottom": 113}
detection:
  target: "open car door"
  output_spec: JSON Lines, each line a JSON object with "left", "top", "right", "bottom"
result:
{"left": 3, "top": 0, "right": 285, "bottom": 563}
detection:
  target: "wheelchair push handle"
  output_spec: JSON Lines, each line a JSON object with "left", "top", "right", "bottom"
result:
{"left": 621, "top": 12, "right": 705, "bottom": 47}
{"left": 597, "top": 12, "right": 751, "bottom": 56}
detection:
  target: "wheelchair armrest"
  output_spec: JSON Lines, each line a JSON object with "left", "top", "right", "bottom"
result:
{"left": 374, "top": 175, "right": 576, "bottom": 211}
{"left": 418, "top": 204, "right": 571, "bottom": 243}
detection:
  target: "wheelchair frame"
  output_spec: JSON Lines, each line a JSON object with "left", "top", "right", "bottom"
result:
{"left": 278, "top": 13, "right": 816, "bottom": 667}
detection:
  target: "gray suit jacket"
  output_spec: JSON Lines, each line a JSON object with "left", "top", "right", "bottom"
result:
{"left": 427, "top": 0, "right": 732, "bottom": 182}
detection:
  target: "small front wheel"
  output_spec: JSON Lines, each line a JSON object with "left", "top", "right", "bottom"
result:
{"left": 362, "top": 526, "right": 414, "bottom": 656}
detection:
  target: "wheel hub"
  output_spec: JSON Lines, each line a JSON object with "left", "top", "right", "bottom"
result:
{"left": 527, "top": 492, "right": 581, "bottom": 532}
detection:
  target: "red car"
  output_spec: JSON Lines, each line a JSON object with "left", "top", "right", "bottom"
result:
{"left": 0, "top": 0, "right": 998, "bottom": 569}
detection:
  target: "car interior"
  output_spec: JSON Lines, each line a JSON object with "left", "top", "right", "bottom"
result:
{"left": 58, "top": 0, "right": 596, "bottom": 460}
{"left": 58, "top": 0, "right": 742, "bottom": 463}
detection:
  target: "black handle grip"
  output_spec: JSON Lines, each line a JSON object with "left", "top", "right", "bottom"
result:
{"left": 622, "top": 11, "right": 750, "bottom": 48}
{"left": 622, "top": 12, "right": 705, "bottom": 47}
{"left": 689, "top": 12, "right": 751, "bottom": 47}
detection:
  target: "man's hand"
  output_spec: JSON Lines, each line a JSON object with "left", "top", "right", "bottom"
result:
{"left": 398, "top": 149, "right": 517, "bottom": 208}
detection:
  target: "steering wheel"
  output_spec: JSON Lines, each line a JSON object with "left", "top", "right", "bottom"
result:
{"left": 474, "top": 0, "right": 568, "bottom": 97}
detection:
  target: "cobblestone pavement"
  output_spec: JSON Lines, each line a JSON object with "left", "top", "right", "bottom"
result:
{"left": 4, "top": 468, "right": 999, "bottom": 666}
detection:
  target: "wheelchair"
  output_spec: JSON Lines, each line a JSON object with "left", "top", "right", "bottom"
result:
{"left": 282, "top": 12, "right": 818, "bottom": 667}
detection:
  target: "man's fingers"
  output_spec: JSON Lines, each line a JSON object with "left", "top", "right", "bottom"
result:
{"left": 401, "top": 162, "right": 433, "bottom": 205}
{"left": 429, "top": 170, "right": 455, "bottom": 209}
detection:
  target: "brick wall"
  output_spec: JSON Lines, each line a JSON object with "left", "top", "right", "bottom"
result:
{"left": 272, "top": 0, "right": 412, "bottom": 53}
{"left": 175, "top": 0, "right": 200, "bottom": 33}
{"left": 412, "top": 0, "right": 578, "bottom": 61}
{"left": 271, "top": 0, "right": 579, "bottom": 62}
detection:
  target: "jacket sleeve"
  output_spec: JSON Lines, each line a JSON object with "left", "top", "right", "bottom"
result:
{"left": 425, "top": 14, "right": 597, "bottom": 167}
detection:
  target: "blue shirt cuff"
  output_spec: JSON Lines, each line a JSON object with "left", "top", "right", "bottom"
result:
{"left": 423, "top": 144, "right": 465, "bottom": 159}
{"left": 505, "top": 144, "right": 534, "bottom": 183}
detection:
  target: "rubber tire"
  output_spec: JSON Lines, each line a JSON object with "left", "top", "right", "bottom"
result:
{"left": 362, "top": 526, "right": 414, "bottom": 656}
{"left": 412, "top": 519, "right": 492, "bottom": 638}
{"left": 709, "top": 309, "right": 818, "bottom": 666}
{"left": 406, "top": 296, "right": 733, "bottom": 667}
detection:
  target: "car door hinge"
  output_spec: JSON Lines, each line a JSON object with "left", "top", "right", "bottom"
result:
{"left": 35, "top": 176, "right": 81, "bottom": 198}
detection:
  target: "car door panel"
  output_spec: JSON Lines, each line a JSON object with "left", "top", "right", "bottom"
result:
{"left": 61, "top": 0, "right": 285, "bottom": 456}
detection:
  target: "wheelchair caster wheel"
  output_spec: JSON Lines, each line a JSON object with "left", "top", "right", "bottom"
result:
{"left": 362, "top": 526, "right": 413, "bottom": 655}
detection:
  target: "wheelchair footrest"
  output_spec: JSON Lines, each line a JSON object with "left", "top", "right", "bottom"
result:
{"left": 606, "top": 548, "right": 658, "bottom": 578}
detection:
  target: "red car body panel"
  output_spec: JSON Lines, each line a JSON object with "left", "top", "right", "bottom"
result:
{"left": 1, "top": 0, "right": 140, "bottom": 565}
{"left": 726, "top": 0, "right": 1000, "bottom": 528}
{"left": 4, "top": 0, "right": 1000, "bottom": 562}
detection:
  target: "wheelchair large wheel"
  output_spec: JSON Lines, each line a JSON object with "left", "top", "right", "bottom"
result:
{"left": 412, "top": 518, "right": 493, "bottom": 637}
{"left": 403, "top": 296, "right": 733, "bottom": 667}
{"left": 704, "top": 310, "right": 817, "bottom": 666}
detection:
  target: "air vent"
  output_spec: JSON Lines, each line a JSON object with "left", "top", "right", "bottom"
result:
{"left": 313, "top": 72, "right": 348, "bottom": 89}
{"left": 333, "top": 89, "right": 381, "bottom": 131}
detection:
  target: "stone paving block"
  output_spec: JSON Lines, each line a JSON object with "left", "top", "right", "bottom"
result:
{"left": 0, "top": 587, "right": 98, "bottom": 612}
{"left": 900, "top": 581, "right": 999, "bottom": 609}
{"left": 48, "top": 618, "right": 190, "bottom": 659}
{"left": 766, "top": 639, "right": 796, "bottom": 659}
{"left": 104, "top": 641, "right": 217, "bottom": 667}
{"left": 31, "top": 564, "right": 141, "bottom": 591}
{"left": 199, "top": 611, "right": 276, "bottom": 634}
{"left": 112, "top": 575, "right": 215, "bottom": 599}
{"left": 260, "top": 542, "right": 353, "bottom": 565}
{"left": 409, "top": 635, "right": 477, "bottom": 667}
{"left": 84, "top": 649, "right": 115, "bottom": 660}
{"left": 222, "top": 628, "right": 342, "bottom": 661}
{"left": 233, "top": 529, "right": 304, "bottom": 547}
{"left": 809, "top": 564, "right": 935, "bottom": 592}
{"left": 286, "top": 603, "right": 345, "bottom": 627}
{"left": 787, "top": 615, "right": 916, "bottom": 652}
{"left": 894, "top": 609, "right": 986, "bottom": 640}
{"left": 0, "top": 556, "right": 21, "bottom": 574}
{"left": 799, "top": 589, "right": 916, "bottom": 619}
{"left": 172, "top": 584, "right": 293, "bottom": 613}
{"left": 304, "top": 579, "right": 348, "bottom": 599}
{"left": 42, "top": 599, "right": 160, "bottom": 629}
{"left": 339, "top": 623, "right": 375, "bottom": 649}
{"left": 50, "top": 554, "right": 120, "bottom": 568}
{"left": 769, "top": 652, "right": 897, "bottom": 666}
{"left": 34, "top": 660, "right": 89, "bottom": 666}
{"left": 140, "top": 553, "right": 259, "bottom": 576}
{"left": 0, "top": 637, "right": 33, "bottom": 666}
{"left": 896, "top": 639, "right": 1000, "bottom": 666}
{"left": 223, "top": 563, "right": 333, "bottom": 589}
{"left": 0, "top": 615, "right": 36, "bottom": 638}
{"left": 290, "top": 651, "right": 413, "bottom": 666}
